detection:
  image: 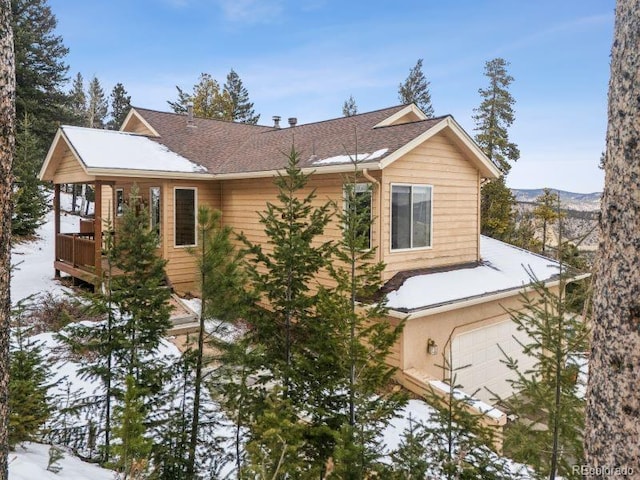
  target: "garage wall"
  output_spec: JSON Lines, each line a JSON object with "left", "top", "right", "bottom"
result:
{"left": 398, "top": 286, "right": 560, "bottom": 403}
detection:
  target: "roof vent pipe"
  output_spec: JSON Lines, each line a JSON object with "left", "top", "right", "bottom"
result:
{"left": 288, "top": 117, "right": 297, "bottom": 127}
{"left": 187, "top": 102, "right": 195, "bottom": 126}
{"left": 272, "top": 116, "right": 281, "bottom": 128}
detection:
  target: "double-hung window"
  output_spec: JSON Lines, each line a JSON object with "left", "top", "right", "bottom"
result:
{"left": 174, "top": 187, "right": 196, "bottom": 247}
{"left": 344, "top": 183, "right": 373, "bottom": 250}
{"left": 391, "top": 184, "right": 432, "bottom": 250}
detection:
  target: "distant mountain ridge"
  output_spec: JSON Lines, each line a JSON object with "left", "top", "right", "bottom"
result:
{"left": 512, "top": 188, "right": 601, "bottom": 212}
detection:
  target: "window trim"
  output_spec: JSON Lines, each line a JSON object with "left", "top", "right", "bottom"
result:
{"left": 343, "top": 182, "right": 373, "bottom": 251}
{"left": 115, "top": 188, "right": 124, "bottom": 217}
{"left": 389, "top": 183, "right": 433, "bottom": 252}
{"left": 173, "top": 187, "right": 197, "bottom": 248}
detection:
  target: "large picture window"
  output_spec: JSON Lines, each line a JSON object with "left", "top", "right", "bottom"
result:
{"left": 391, "top": 184, "right": 432, "bottom": 250}
{"left": 174, "top": 188, "right": 196, "bottom": 247}
{"left": 344, "top": 183, "right": 373, "bottom": 250}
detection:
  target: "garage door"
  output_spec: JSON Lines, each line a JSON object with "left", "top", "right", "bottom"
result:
{"left": 451, "top": 319, "right": 535, "bottom": 404}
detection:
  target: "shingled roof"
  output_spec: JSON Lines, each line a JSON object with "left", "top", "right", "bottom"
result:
{"left": 133, "top": 105, "right": 449, "bottom": 175}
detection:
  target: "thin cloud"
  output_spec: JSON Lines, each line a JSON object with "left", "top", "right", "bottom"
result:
{"left": 215, "top": 0, "right": 284, "bottom": 24}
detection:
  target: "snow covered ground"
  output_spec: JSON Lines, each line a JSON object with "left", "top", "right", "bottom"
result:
{"left": 8, "top": 203, "right": 534, "bottom": 478}
{"left": 9, "top": 443, "right": 114, "bottom": 480}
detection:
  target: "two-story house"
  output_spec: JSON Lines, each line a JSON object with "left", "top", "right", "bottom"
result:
{"left": 39, "top": 103, "right": 569, "bottom": 417}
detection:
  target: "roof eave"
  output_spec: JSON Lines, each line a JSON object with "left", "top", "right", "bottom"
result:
{"left": 387, "top": 272, "right": 591, "bottom": 320}
{"left": 214, "top": 162, "right": 383, "bottom": 180}
{"left": 86, "top": 167, "right": 215, "bottom": 180}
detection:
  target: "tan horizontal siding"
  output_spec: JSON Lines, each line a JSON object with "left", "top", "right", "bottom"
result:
{"left": 53, "top": 152, "right": 92, "bottom": 184}
{"left": 381, "top": 131, "right": 480, "bottom": 280}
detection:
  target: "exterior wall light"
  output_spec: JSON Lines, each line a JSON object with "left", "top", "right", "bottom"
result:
{"left": 427, "top": 338, "right": 438, "bottom": 356}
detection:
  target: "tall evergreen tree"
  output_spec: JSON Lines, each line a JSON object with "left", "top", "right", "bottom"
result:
{"left": 398, "top": 58, "right": 434, "bottom": 117}
{"left": 12, "top": 0, "right": 70, "bottom": 145}
{"left": 342, "top": 94, "right": 358, "bottom": 117}
{"left": 185, "top": 207, "right": 247, "bottom": 478}
{"left": 107, "top": 82, "right": 131, "bottom": 130}
{"left": 585, "top": 0, "right": 640, "bottom": 470}
{"left": 168, "top": 72, "right": 234, "bottom": 120}
{"left": 473, "top": 58, "right": 519, "bottom": 175}
{"left": 87, "top": 76, "right": 108, "bottom": 129}
{"left": 223, "top": 68, "right": 260, "bottom": 124}
{"left": 473, "top": 58, "right": 519, "bottom": 241}
{"left": 321, "top": 163, "right": 405, "bottom": 477}
{"left": 12, "top": 113, "right": 48, "bottom": 236}
{"left": 0, "top": 3, "right": 16, "bottom": 477}
{"left": 238, "top": 147, "right": 335, "bottom": 472}
{"left": 68, "top": 72, "right": 87, "bottom": 126}
{"left": 109, "top": 187, "right": 172, "bottom": 392}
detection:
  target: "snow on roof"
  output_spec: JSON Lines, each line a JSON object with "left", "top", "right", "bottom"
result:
{"left": 386, "top": 236, "right": 561, "bottom": 311}
{"left": 312, "top": 148, "right": 389, "bottom": 165}
{"left": 62, "top": 125, "right": 207, "bottom": 173}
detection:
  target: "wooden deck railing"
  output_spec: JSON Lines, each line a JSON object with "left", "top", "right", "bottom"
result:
{"left": 56, "top": 233, "right": 96, "bottom": 269}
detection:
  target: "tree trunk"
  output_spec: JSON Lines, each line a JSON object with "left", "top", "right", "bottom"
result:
{"left": 584, "top": 0, "right": 640, "bottom": 473}
{"left": 0, "top": 2, "right": 15, "bottom": 478}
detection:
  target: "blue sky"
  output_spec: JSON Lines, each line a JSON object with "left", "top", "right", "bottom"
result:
{"left": 48, "top": 0, "right": 614, "bottom": 193}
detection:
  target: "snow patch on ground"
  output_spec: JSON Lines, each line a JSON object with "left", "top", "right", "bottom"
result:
{"left": 10, "top": 209, "right": 78, "bottom": 306}
{"left": 9, "top": 442, "right": 115, "bottom": 480}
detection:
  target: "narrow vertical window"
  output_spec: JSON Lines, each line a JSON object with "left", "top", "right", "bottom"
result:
{"left": 174, "top": 188, "right": 196, "bottom": 247}
{"left": 115, "top": 188, "right": 124, "bottom": 217}
{"left": 391, "top": 184, "right": 432, "bottom": 250}
{"left": 150, "top": 187, "right": 161, "bottom": 239}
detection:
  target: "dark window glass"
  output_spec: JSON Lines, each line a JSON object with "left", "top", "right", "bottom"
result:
{"left": 175, "top": 188, "right": 195, "bottom": 246}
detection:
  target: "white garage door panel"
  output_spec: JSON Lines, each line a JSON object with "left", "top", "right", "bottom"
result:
{"left": 451, "top": 319, "right": 535, "bottom": 404}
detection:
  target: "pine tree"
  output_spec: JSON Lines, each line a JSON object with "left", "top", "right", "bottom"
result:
{"left": 342, "top": 94, "right": 358, "bottom": 117}
{"left": 12, "top": 112, "right": 48, "bottom": 236}
{"left": 240, "top": 147, "right": 333, "bottom": 400}
{"left": 389, "top": 414, "right": 430, "bottom": 479}
{"left": 473, "top": 58, "right": 519, "bottom": 175}
{"left": 107, "top": 82, "right": 131, "bottom": 130}
{"left": 238, "top": 147, "right": 335, "bottom": 471}
{"left": 8, "top": 302, "right": 51, "bottom": 449}
{"left": 585, "top": 4, "right": 640, "bottom": 467}
{"left": 322, "top": 163, "right": 405, "bottom": 477}
{"left": 68, "top": 72, "right": 87, "bottom": 126}
{"left": 87, "top": 76, "right": 108, "bottom": 129}
{"left": 185, "top": 206, "right": 247, "bottom": 478}
{"left": 112, "top": 375, "right": 152, "bottom": 477}
{"left": 0, "top": 3, "right": 16, "bottom": 476}
{"left": 168, "top": 72, "right": 234, "bottom": 120}
{"left": 480, "top": 177, "right": 516, "bottom": 241}
{"left": 109, "top": 187, "right": 172, "bottom": 393}
{"left": 223, "top": 68, "right": 260, "bottom": 124}
{"left": 12, "top": 0, "right": 70, "bottom": 147}
{"left": 495, "top": 270, "right": 589, "bottom": 479}
{"left": 532, "top": 188, "right": 563, "bottom": 254}
{"left": 474, "top": 58, "right": 519, "bottom": 243}
{"left": 398, "top": 59, "right": 434, "bottom": 117}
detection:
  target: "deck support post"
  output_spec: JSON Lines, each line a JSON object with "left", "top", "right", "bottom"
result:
{"left": 54, "top": 184, "right": 61, "bottom": 278}
{"left": 94, "top": 181, "right": 103, "bottom": 288}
